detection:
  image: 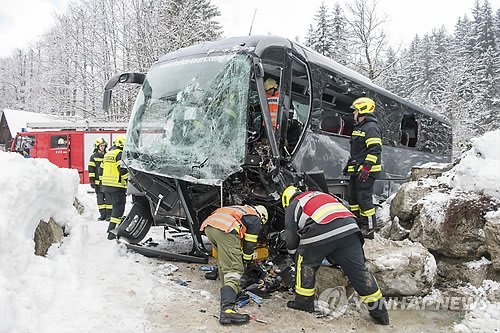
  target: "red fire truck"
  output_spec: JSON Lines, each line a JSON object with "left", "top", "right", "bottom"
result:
{"left": 10, "top": 122, "right": 127, "bottom": 184}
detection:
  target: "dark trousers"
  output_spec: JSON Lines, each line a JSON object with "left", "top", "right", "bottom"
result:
{"left": 107, "top": 189, "right": 126, "bottom": 225}
{"left": 348, "top": 175, "right": 376, "bottom": 229}
{"left": 95, "top": 187, "right": 111, "bottom": 219}
{"left": 296, "top": 233, "right": 387, "bottom": 318}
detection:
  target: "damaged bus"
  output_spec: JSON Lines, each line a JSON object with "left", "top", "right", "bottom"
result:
{"left": 102, "top": 36, "right": 452, "bottom": 262}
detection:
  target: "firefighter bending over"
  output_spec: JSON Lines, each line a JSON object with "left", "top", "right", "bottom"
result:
{"left": 200, "top": 204, "right": 268, "bottom": 325}
{"left": 88, "top": 138, "right": 112, "bottom": 221}
{"left": 100, "top": 135, "right": 128, "bottom": 240}
{"left": 281, "top": 186, "right": 389, "bottom": 325}
{"left": 344, "top": 97, "right": 382, "bottom": 239}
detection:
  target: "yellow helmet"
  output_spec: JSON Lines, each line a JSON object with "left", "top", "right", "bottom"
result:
{"left": 95, "top": 137, "right": 108, "bottom": 148}
{"left": 254, "top": 205, "right": 268, "bottom": 224}
{"left": 351, "top": 97, "right": 375, "bottom": 114}
{"left": 282, "top": 185, "right": 300, "bottom": 208}
{"left": 114, "top": 135, "right": 126, "bottom": 148}
{"left": 264, "top": 78, "right": 278, "bottom": 91}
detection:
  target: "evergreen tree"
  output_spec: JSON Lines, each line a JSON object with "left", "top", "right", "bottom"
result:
{"left": 330, "top": 3, "right": 351, "bottom": 65}
{"left": 307, "top": 2, "right": 335, "bottom": 57}
{"left": 305, "top": 24, "right": 315, "bottom": 48}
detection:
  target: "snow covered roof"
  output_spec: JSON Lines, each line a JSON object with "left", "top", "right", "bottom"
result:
{"left": 1, "top": 109, "right": 62, "bottom": 136}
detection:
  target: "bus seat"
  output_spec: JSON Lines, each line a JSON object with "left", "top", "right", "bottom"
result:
{"left": 400, "top": 131, "right": 409, "bottom": 146}
{"left": 321, "top": 116, "right": 344, "bottom": 134}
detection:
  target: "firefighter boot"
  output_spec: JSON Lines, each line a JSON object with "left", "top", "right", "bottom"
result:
{"left": 205, "top": 266, "right": 219, "bottom": 280}
{"left": 287, "top": 294, "right": 315, "bottom": 313}
{"left": 368, "top": 299, "right": 390, "bottom": 325}
{"left": 219, "top": 285, "right": 250, "bottom": 325}
{"left": 98, "top": 209, "right": 106, "bottom": 221}
{"left": 107, "top": 222, "right": 117, "bottom": 240}
{"left": 358, "top": 215, "right": 376, "bottom": 240}
{"left": 105, "top": 209, "right": 112, "bottom": 221}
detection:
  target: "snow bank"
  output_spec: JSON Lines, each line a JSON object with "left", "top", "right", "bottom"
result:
{"left": 0, "top": 152, "right": 79, "bottom": 331}
{"left": 440, "top": 129, "right": 500, "bottom": 199}
{"left": 0, "top": 152, "right": 157, "bottom": 332}
{"left": 453, "top": 281, "right": 500, "bottom": 333}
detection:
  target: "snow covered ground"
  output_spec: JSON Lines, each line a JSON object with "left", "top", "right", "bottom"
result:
{"left": 1, "top": 129, "right": 500, "bottom": 333}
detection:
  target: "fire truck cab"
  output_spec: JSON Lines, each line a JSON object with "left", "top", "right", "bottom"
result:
{"left": 11, "top": 122, "right": 126, "bottom": 184}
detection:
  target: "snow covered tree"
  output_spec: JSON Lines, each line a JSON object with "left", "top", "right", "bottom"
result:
{"left": 306, "top": 2, "right": 335, "bottom": 58}
{"left": 0, "top": 0, "right": 222, "bottom": 120}
{"left": 330, "top": 3, "right": 351, "bottom": 66}
{"left": 344, "top": 0, "right": 390, "bottom": 80}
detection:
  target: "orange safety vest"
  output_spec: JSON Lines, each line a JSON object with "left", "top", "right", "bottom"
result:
{"left": 266, "top": 91, "right": 279, "bottom": 128}
{"left": 200, "top": 205, "right": 258, "bottom": 239}
{"left": 294, "top": 191, "right": 355, "bottom": 229}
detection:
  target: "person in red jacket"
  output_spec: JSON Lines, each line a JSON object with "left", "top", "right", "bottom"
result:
{"left": 281, "top": 185, "right": 389, "bottom": 326}
{"left": 264, "top": 78, "right": 279, "bottom": 129}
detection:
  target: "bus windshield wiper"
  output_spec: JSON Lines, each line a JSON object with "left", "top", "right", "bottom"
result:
{"left": 191, "top": 158, "right": 209, "bottom": 172}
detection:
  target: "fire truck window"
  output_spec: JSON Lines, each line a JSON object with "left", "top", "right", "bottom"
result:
{"left": 51, "top": 136, "right": 67, "bottom": 148}
{"left": 16, "top": 136, "right": 34, "bottom": 152}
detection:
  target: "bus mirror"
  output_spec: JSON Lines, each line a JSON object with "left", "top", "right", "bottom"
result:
{"left": 119, "top": 73, "right": 145, "bottom": 84}
{"left": 104, "top": 72, "right": 145, "bottom": 90}
{"left": 102, "top": 72, "right": 146, "bottom": 113}
{"left": 103, "top": 89, "right": 112, "bottom": 113}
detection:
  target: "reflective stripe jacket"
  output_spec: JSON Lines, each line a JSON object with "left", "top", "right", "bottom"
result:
{"left": 266, "top": 91, "right": 279, "bottom": 128}
{"left": 200, "top": 205, "right": 262, "bottom": 262}
{"left": 346, "top": 114, "right": 382, "bottom": 175}
{"left": 88, "top": 150, "right": 105, "bottom": 185}
{"left": 100, "top": 147, "right": 128, "bottom": 189}
{"left": 284, "top": 191, "right": 359, "bottom": 251}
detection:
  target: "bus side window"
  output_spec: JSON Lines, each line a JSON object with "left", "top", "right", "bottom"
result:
{"left": 320, "top": 114, "right": 344, "bottom": 134}
{"left": 401, "top": 114, "right": 418, "bottom": 148}
{"left": 285, "top": 57, "right": 310, "bottom": 154}
{"left": 341, "top": 115, "right": 354, "bottom": 136}
{"left": 320, "top": 111, "right": 344, "bottom": 134}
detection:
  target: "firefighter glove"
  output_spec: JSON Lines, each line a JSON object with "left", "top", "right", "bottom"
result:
{"left": 358, "top": 166, "right": 371, "bottom": 182}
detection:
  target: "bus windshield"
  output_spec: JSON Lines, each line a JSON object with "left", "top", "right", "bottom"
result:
{"left": 124, "top": 53, "right": 252, "bottom": 182}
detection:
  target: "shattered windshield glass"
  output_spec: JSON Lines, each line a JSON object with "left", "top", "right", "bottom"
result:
{"left": 124, "top": 54, "right": 251, "bottom": 182}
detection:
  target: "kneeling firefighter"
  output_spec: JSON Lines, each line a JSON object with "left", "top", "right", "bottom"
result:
{"left": 281, "top": 186, "right": 389, "bottom": 325}
{"left": 200, "top": 204, "right": 268, "bottom": 325}
{"left": 100, "top": 135, "right": 128, "bottom": 240}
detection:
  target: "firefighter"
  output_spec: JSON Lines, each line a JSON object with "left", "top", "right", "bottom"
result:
{"left": 281, "top": 185, "right": 389, "bottom": 325}
{"left": 264, "top": 78, "right": 279, "bottom": 129}
{"left": 344, "top": 97, "right": 382, "bottom": 239}
{"left": 88, "top": 138, "right": 111, "bottom": 221}
{"left": 100, "top": 135, "right": 128, "bottom": 240}
{"left": 200, "top": 204, "right": 268, "bottom": 325}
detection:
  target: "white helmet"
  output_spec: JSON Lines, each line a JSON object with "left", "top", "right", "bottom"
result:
{"left": 254, "top": 205, "right": 268, "bottom": 224}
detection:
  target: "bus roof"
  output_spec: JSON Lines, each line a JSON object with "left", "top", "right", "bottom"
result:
{"left": 155, "top": 36, "right": 450, "bottom": 126}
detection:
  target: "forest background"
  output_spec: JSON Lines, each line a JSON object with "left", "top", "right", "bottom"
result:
{"left": 0, "top": 0, "right": 499, "bottom": 150}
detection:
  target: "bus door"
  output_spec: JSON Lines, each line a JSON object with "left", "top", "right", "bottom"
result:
{"left": 48, "top": 134, "right": 70, "bottom": 168}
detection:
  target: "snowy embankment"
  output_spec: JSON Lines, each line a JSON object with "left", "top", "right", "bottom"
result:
{"left": 438, "top": 130, "right": 500, "bottom": 332}
{"left": 0, "top": 152, "right": 158, "bottom": 333}
{"left": 440, "top": 129, "right": 500, "bottom": 200}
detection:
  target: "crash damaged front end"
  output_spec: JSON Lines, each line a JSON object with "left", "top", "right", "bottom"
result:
{"left": 113, "top": 52, "right": 294, "bottom": 262}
